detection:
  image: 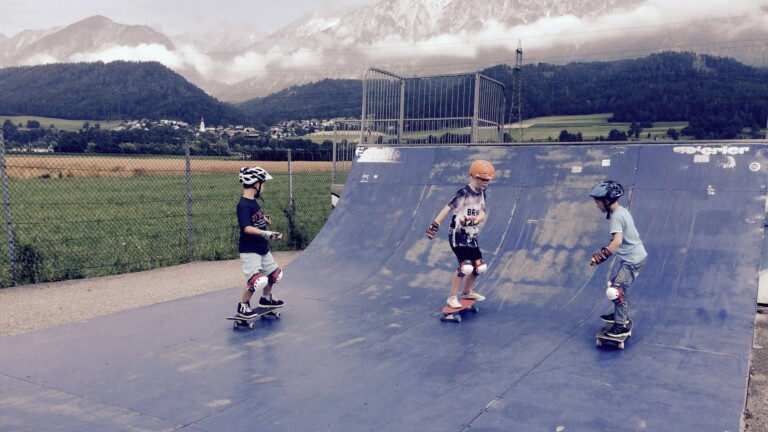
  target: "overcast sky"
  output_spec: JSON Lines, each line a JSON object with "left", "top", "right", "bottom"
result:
{"left": 1, "top": 0, "right": 376, "bottom": 37}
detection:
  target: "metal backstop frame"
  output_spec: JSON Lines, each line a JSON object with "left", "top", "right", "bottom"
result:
{"left": 360, "top": 68, "right": 506, "bottom": 145}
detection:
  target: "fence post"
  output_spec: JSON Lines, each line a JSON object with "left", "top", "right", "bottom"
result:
{"left": 472, "top": 72, "right": 481, "bottom": 143}
{"left": 332, "top": 123, "right": 338, "bottom": 187}
{"left": 0, "top": 131, "right": 15, "bottom": 283}
{"left": 185, "top": 139, "right": 195, "bottom": 260}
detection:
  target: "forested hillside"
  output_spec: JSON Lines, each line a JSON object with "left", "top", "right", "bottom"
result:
{"left": 1, "top": 52, "right": 767, "bottom": 139}
{"left": 239, "top": 52, "right": 768, "bottom": 139}
{"left": 484, "top": 52, "right": 768, "bottom": 139}
{"left": 0, "top": 61, "right": 244, "bottom": 125}
{"left": 237, "top": 78, "right": 361, "bottom": 126}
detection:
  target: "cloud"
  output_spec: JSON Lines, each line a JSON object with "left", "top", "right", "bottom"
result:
{"left": 64, "top": 43, "right": 217, "bottom": 78}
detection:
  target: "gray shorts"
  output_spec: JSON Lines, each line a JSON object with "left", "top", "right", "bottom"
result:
{"left": 240, "top": 252, "right": 279, "bottom": 281}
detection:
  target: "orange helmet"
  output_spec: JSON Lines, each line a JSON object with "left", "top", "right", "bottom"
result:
{"left": 469, "top": 160, "right": 496, "bottom": 181}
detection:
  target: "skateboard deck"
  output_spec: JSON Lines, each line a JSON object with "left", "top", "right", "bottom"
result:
{"left": 596, "top": 319, "right": 633, "bottom": 349}
{"left": 440, "top": 299, "right": 479, "bottom": 322}
{"left": 227, "top": 306, "right": 283, "bottom": 329}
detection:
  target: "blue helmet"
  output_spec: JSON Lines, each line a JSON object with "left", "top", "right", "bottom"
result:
{"left": 589, "top": 180, "right": 624, "bottom": 202}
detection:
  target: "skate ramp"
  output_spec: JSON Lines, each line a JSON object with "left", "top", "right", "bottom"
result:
{"left": 0, "top": 143, "right": 766, "bottom": 431}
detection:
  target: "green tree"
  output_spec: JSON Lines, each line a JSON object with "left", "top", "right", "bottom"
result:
{"left": 607, "top": 129, "right": 628, "bottom": 141}
{"left": 666, "top": 128, "right": 679, "bottom": 140}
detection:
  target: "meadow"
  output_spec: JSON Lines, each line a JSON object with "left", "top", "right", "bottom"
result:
{"left": 307, "top": 113, "right": 692, "bottom": 143}
{"left": 3, "top": 115, "right": 124, "bottom": 131}
{"left": 506, "top": 113, "right": 690, "bottom": 141}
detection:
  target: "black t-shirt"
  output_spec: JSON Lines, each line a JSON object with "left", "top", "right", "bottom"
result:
{"left": 237, "top": 196, "right": 269, "bottom": 255}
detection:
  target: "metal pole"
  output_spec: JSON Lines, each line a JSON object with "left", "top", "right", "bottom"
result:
{"left": 398, "top": 78, "right": 405, "bottom": 143}
{"left": 288, "top": 150, "right": 294, "bottom": 213}
{"left": 0, "top": 131, "right": 15, "bottom": 283}
{"left": 185, "top": 139, "right": 195, "bottom": 260}
{"left": 472, "top": 72, "right": 481, "bottom": 143}
{"left": 361, "top": 69, "right": 369, "bottom": 145}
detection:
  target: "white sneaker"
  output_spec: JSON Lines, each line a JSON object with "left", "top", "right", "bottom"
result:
{"left": 462, "top": 291, "right": 486, "bottom": 301}
{"left": 446, "top": 295, "right": 461, "bottom": 308}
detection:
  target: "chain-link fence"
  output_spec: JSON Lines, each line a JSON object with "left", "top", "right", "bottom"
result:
{"left": 0, "top": 132, "right": 355, "bottom": 288}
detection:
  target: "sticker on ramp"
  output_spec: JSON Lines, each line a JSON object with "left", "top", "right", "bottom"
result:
{"left": 356, "top": 147, "right": 401, "bottom": 163}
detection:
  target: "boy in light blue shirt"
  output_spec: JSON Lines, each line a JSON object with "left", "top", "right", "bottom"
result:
{"left": 589, "top": 180, "right": 648, "bottom": 337}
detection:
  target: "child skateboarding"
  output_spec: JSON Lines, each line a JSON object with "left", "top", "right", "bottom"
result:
{"left": 235, "top": 166, "right": 285, "bottom": 319}
{"left": 426, "top": 159, "right": 496, "bottom": 308}
{"left": 588, "top": 180, "right": 648, "bottom": 338}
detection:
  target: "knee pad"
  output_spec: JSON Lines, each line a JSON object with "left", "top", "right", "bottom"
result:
{"left": 247, "top": 273, "right": 268, "bottom": 292}
{"left": 605, "top": 284, "right": 624, "bottom": 305}
{"left": 473, "top": 259, "right": 488, "bottom": 275}
{"left": 268, "top": 268, "right": 283, "bottom": 284}
{"left": 457, "top": 261, "right": 473, "bottom": 277}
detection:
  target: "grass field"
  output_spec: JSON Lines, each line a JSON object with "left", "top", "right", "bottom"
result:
{"left": 506, "top": 113, "right": 690, "bottom": 142}
{"left": 3, "top": 116, "right": 124, "bottom": 131}
{"left": 0, "top": 160, "right": 347, "bottom": 288}
{"left": 306, "top": 113, "right": 692, "bottom": 143}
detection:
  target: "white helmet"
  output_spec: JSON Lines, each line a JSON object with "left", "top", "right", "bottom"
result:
{"left": 239, "top": 166, "right": 272, "bottom": 186}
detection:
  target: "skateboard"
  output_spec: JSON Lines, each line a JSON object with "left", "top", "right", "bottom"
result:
{"left": 595, "top": 319, "right": 633, "bottom": 349}
{"left": 227, "top": 306, "right": 283, "bottom": 329}
{"left": 440, "top": 299, "right": 479, "bottom": 322}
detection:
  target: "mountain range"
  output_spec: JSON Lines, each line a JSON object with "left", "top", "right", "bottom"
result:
{"left": 1, "top": 0, "right": 767, "bottom": 102}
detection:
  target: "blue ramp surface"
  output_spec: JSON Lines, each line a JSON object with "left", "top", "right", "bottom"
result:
{"left": 0, "top": 143, "right": 766, "bottom": 431}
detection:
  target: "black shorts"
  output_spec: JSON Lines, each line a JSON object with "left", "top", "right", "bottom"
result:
{"left": 451, "top": 245, "right": 483, "bottom": 263}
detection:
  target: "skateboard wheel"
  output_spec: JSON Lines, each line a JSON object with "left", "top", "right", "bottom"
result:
{"left": 248, "top": 323, "right": 255, "bottom": 329}
{"left": 618, "top": 342, "right": 625, "bottom": 349}
{"left": 455, "top": 315, "right": 461, "bottom": 323}
{"left": 273, "top": 311, "right": 281, "bottom": 318}
{"left": 471, "top": 305, "right": 479, "bottom": 313}
{"left": 596, "top": 339, "right": 602, "bottom": 347}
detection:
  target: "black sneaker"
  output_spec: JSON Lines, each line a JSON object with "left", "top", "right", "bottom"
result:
{"left": 600, "top": 313, "right": 616, "bottom": 323}
{"left": 237, "top": 302, "right": 257, "bottom": 318}
{"left": 258, "top": 296, "right": 285, "bottom": 308}
{"left": 606, "top": 323, "right": 630, "bottom": 337}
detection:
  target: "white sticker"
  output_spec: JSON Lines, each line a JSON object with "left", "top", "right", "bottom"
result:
{"left": 357, "top": 147, "right": 401, "bottom": 163}
{"left": 601, "top": 159, "right": 611, "bottom": 167}
{"left": 750, "top": 162, "right": 761, "bottom": 172}
{"left": 571, "top": 166, "right": 582, "bottom": 173}
{"left": 694, "top": 154, "right": 710, "bottom": 163}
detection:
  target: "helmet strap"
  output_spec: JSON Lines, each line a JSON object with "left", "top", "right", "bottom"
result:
{"left": 255, "top": 182, "right": 268, "bottom": 201}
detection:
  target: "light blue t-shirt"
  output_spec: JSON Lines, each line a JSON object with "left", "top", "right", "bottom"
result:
{"left": 609, "top": 206, "right": 647, "bottom": 265}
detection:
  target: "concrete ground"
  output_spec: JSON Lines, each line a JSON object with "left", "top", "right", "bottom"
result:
{"left": 0, "top": 251, "right": 300, "bottom": 338}
{"left": 0, "top": 250, "right": 765, "bottom": 431}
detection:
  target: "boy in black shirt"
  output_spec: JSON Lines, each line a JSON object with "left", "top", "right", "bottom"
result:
{"left": 236, "top": 166, "right": 285, "bottom": 318}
